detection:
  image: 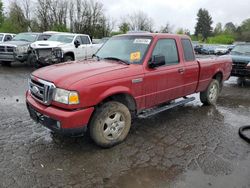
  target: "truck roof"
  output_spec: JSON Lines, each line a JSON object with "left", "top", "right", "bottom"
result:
{"left": 116, "top": 33, "right": 191, "bottom": 39}
{"left": 50, "top": 32, "right": 89, "bottom": 36}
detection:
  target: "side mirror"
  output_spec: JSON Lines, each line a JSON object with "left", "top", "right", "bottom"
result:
{"left": 74, "top": 40, "right": 81, "bottom": 48}
{"left": 149, "top": 55, "right": 165, "bottom": 68}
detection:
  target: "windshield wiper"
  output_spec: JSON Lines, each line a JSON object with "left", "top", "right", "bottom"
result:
{"left": 104, "top": 57, "right": 130, "bottom": 65}
{"left": 92, "top": 54, "right": 100, "bottom": 61}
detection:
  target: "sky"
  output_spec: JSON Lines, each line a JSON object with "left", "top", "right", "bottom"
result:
{"left": 3, "top": 0, "right": 250, "bottom": 34}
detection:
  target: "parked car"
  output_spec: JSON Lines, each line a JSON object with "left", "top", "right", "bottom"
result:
{"left": 201, "top": 46, "right": 215, "bottom": 55}
{"left": 0, "top": 33, "right": 15, "bottom": 43}
{"left": 214, "top": 45, "right": 230, "bottom": 55}
{"left": 26, "top": 33, "right": 232, "bottom": 148}
{"left": 230, "top": 43, "right": 250, "bottom": 79}
{"left": 0, "top": 32, "right": 53, "bottom": 66}
{"left": 194, "top": 44, "right": 203, "bottom": 54}
{"left": 30, "top": 33, "right": 100, "bottom": 67}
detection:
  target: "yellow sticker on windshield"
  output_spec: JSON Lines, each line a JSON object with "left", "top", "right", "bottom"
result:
{"left": 130, "top": 52, "right": 141, "bottom": 61}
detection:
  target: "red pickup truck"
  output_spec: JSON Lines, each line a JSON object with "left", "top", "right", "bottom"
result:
{"left": 26, "top": 33, "right": 232, "bottom": 147}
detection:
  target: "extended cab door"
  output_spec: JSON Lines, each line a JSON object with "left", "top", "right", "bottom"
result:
{"left": 181, "top": 38, "right": 199, "bottom": 95}
{"left": 144, "top": 38, "right": 185, "bottom": 108}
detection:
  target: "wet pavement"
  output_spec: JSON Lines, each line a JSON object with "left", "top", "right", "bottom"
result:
{"left": 0, "top": 63, "right": 250, "bottom": 188}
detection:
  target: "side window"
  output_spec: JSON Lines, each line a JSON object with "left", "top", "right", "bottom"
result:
{"left": 38, "top": 35, "right": 51, "bottom": 41}
{"left": 80, "top": 36, "right": 90, "bottom": 44}
{"left": 152, "top": 39, "right": 179, "bottom": 65}
{"left": 181, "top": 39, "right": 195, "bottom": 62}
{"left": 75, "top": 36, "right": 83, "bottom": 44}
{"left": 4, "top": 35, "right": 12, "bottom": 41}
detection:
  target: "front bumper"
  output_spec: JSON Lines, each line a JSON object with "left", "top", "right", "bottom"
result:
{"left": 0, "top": 52, "right": 28, "bottom": 62}
{"left": 32, "top": 48, "right": 63, "bottom": 66}
{"left": 26, "top": 92, "right": 94, "bottom": 136}
{"left": 14, "top": 53, "right": 28, "bottom": 62}
{"left": 0, "top": 52, "right": 15, "bottom": 62}
{"left": 231, "top": 68, "right": 250, "bottom": 77}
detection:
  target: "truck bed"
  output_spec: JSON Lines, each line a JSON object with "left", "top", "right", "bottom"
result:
{"left": 196, "top": 56, "right": 232, "bottom": 92}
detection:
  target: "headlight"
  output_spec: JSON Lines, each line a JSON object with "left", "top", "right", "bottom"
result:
{"left": 16, "top": 45, "right": 29, "bottom": 53}
{"left": 53, "top": 88, "right": 79, "bottom": 104}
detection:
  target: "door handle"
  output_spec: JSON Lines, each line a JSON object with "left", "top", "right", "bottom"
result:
{"left": 178, "top": 68, "right": 185, "bottom": 74}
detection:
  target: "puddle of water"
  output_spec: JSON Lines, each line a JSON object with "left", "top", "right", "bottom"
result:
{"left": 109, "top": 166, "right": 182, "bottom": 188}
{"left": 173, "top": 158, "right": 250, "bottom": 188}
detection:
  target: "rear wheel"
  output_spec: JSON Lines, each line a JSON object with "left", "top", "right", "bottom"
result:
{"left": 200, "top": 79, "right": 220, "bottom": 105}
{"left": 89, "top": 101, "right": 131, "bottom": 148}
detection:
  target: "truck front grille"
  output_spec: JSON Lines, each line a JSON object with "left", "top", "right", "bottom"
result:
{"left": 0, "top": 46, "right": 14, "bottom": 53}
{"left": 36, "top": 48, "right": 53, "bottom": 58}
{"left": 29, "top": 76, "right": 55, "bottom": 105}
{"left": 232, "top": 62, "right": 247, "bottom": 70}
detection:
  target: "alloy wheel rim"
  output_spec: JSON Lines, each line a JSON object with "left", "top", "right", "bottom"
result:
{"left": 209, "top": 84, "right": 218, "bottom": 101}
{"left": 102, "top": 112, "right": 125, "bottom": 140}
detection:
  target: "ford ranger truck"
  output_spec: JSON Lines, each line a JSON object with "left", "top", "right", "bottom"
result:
{"left": 26, "top": 33, "right": 232, "bottom": 148}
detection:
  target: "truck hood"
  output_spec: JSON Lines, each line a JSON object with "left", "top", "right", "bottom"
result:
{"left": 32, "top": 59, "right": 130, "bottom": 88}
{"left": 0, "top": 40, "right": 30, "bottom": 47}
{"left": 31, "top": 41, "right": 65, "bottom": 49}
{"left": 230, "top": 54, "right": 250, "bottom": 63}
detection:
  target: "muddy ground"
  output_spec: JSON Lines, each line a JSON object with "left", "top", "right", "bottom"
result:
{"left": 0, "top": 63, "right": 250, "bottom": 188}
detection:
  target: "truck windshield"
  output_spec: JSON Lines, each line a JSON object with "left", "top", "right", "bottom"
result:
{"left": 48, "top": 35, "right": 75, "bottom": 43}
{"left": 96, "top": 36, "right": 152, "bottom": 64}
{"left": 231, "top": 44, "right": 250, "bottom": 55}
{"left": 0, "top": 34, "right": 3, "bottom": 41}
{"left": 12, "top": 33, "right": 38, "bottom": 42}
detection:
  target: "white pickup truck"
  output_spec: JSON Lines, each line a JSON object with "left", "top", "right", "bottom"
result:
{"left": 30, "top": 33, "right": 100, "bottom": 67}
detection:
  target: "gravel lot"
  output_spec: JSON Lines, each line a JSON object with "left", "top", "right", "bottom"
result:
{"left": 0, "top": 63, "right": 250, "bottom": 188}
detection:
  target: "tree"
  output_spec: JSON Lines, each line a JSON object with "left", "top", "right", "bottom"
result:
{"left": 194, "top": 8, "right": 213, "bottom": 41}
{"left": 36, "top": 0, "right": 52, "bottom": 31}
{"left": 0, "top": 1, "right": 29, "bottom": 33}
{"left": 224, "top": 22, "right": 236, "bottom": 34}
{"left": 236, "top": 18, "right": 250, "bottom": 41}
{"left": 0, "top": 0, "right": 4, "bottom": 28}
{"left": 214, "top": 22, "right": 223, "bottom": 35}
{"left": 119, "top": 21, "right": 130, "bottom": 33}
{"left": 160, "top": 22, "right": 173, "bottom": 33}
{"left": 128, "top": 11, "right": 153, "bottom": 32}
{"left": 176, "top": 28, "right": 184, "bottom": 34}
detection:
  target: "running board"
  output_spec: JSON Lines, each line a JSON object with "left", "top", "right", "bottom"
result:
{"left": 138, "top": 97, "right": 195, "bottom": 119}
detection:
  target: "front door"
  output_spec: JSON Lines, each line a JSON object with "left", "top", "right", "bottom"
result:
{"left": 74, "top": 36, "right": 86, "bottom": 60}
{"left": 144, "top": 38, "right": 185, "bottom": 108}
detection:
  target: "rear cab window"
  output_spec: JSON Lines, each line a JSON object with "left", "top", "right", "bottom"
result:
{"left": 181, "top": 39, "right": 195, "bottom": 62}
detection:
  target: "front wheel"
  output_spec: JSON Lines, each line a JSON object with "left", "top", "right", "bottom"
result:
{"left": 200, "top": 79, "right": 220, "bottom": 105}
{"left": 64, "top": 55, "right": 73, "bottom": 62}
{"left": 89, "top": 101, "right": 131, "bottom": 148}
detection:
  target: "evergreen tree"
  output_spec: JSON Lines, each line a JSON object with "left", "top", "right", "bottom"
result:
{"left": 194, "top": 8, "right": 213, "bottom": 41}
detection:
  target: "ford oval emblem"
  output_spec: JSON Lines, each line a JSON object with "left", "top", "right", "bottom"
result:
{"left": 31, "top": 86, "right": 39, "bottom": 94}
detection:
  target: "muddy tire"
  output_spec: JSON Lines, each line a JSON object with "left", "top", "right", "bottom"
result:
{"left": 64, "top": 55, "right": 73, "bottom": 62}
{"left": 200, "top": 79, "right": 220, "bottom": 105}
{"left": 89, "top": 101, "right": 131, "bottom": 148}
